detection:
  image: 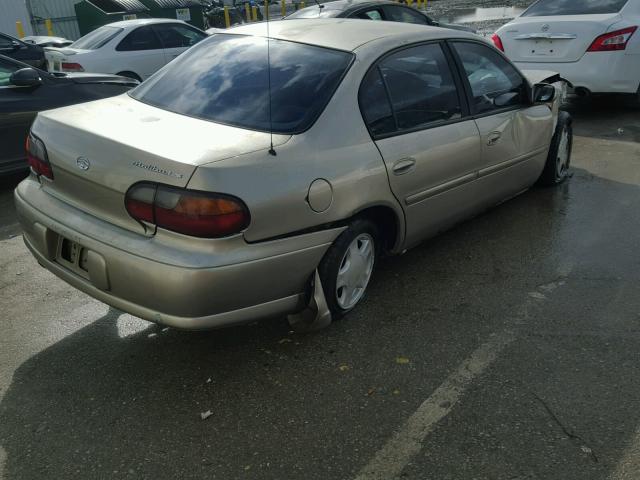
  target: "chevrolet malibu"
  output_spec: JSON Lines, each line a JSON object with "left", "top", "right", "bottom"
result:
{"left": 15, "top": 20, "right": 572, "bottom": 331}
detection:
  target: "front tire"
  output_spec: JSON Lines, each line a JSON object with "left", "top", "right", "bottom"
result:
{"left": 538, "top": 110, "right": 573, "bottom": 186}
{"left": 318, "top": 219, "right": 378, "bottom": 318}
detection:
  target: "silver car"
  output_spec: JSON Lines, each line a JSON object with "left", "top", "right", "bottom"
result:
{"left": 15, "top": 20, "right": 572, "bottom": 331}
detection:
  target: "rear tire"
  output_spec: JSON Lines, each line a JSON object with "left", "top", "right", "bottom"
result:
{"left": 116, "top": 71, "right": 142, "bottom": 82}
{"left": 537, "top": 111, "right": 573, "bottom": 186}
{"left": 318, "top": 219, "right": 378, "bottom": 318}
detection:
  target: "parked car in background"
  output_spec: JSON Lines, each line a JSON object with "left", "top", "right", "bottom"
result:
{"left": 493, "top": 0, "right": 640, "bottom": 100}
{"left": 0, "top": 54, "right": 137, "bottom": 175}
{"left": 16, "top": 20, "right": 570, "bottom": 331}
{"left": 22, "top": 36, "right": 73, "bottom": 48}
{"left": 44, "top": 19, "right": 208, "bottom": 81}
{"left": 0, "top": 32, "right": 47, "bottom": 70}
{"left": 286, "top": 0, "right": 476, "bottom": 32}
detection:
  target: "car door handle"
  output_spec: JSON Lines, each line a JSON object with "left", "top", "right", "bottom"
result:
{"left": 392, "top": 158, "right": 416, "bottom": 176}
{"left": 487, "top": 132, "right": 502, "bottom": 146}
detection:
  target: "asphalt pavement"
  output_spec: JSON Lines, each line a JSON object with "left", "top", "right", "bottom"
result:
{"left": 1, "top": 95, "right": 639, "bottom": 480}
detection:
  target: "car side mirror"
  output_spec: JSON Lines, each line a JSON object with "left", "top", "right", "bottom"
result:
{"left": 493, "top": 91, "right": 521, "bottom": 108}
{"left": 10, "top": 68, "right": 43, "bottom": 87}
{"left": 11, "top": 40, "right": 23, "bottom": 50}
{"left": 533, "top": 83, "right": 556, "bottom": 103}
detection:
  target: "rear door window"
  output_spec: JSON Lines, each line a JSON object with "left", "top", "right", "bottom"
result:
{"left": 452, "top": 42, "right": 527, "bottom": 115}
{"left": 153, "top": 24, "right": 206, "bottom": 49}
{"left": 116, "top": 26, "right": 162, "bottom": 52}
{"left": 380, "top": 43, "right": 462, "bottom": 131}
{"left": 359, "top": 68, "right": 395, "bottom": 137}
{"left": 360, "top": 42, "right": 462, "bottom": 136}
{"left": 383, "top": 5, "right": 428, "bottom": 25}
{"left": 522, "top": 0, "right": 629, "bottom": 16}
{"left": 353, "top": 8, "right": 384, "bottom": 20}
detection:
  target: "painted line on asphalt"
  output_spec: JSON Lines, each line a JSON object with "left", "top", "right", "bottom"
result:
{"left": 355, "top": 266, "right": 573, "bottom": 480}
{"left": 354, "top": 329, "right": 516, "bottom": 480}
{"left": 610, "top": 426, "right": 640, "bottom": 480}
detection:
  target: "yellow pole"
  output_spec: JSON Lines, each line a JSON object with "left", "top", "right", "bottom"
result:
{"left": 251, "top": 5, "right": 258, "bottom": 20}
{"left": 223, "top": 6, "right": 230, "bottom": 28}
{"left": 281, "top": 0, "right": 286, "bottom": 17}
{"left": 15, "top": 21, "right": 25, "bottom": 38}
{"left": 45, "top": 18, "right": 54, "bottom": 36}
{"left": 264, "top": 0, "right": 269, "bottom": 20}
{"left": 300, "top": 0, "right": 305, "bottom": 8}
{"left": 407, "top": 0, "right": 412, "bottom": 6}
{"left": 245, "top": 3, "right": 251, "bottom": 21}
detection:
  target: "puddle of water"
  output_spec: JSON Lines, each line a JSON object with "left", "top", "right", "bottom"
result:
{"left": 442, "top": 6, "right": 525, "bottom": 23}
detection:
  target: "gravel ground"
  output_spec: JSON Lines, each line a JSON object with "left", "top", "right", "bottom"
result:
{"left": 427, "top": 0, "right": 535, "bottom": 35}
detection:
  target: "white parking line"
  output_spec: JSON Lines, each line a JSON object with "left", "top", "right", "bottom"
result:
{"left": 610, "top": 427, "right": 640, "bottom": 480}
{"left": 354, "top": 329, "right": 516, "bottom": 480}
{"left": 355, "top": 267, "right": 573, "bottom": 480}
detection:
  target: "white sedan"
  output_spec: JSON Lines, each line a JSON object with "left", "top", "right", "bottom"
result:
{"left": 493, "top": 0, "right": 640, "bottom": 100}
{"left": 45, "top": 19, "right": 207, "bottom": 81}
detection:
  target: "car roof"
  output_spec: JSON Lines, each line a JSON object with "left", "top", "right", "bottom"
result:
{"left": 106, "top": 18, "right": 189, "bottom": 28}
{"left": 308, "top": 0, "right": 398, "bottom": 11}
{"left": 226, "top": 18, "right": 476, "bottom": 52}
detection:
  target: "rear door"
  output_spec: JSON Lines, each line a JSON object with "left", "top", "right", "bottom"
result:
{"left": 500, "top": 0, "right": 630, "bottom": 63}
{"left": 360, "top": 41, "right": 482, "bottom": 246}
{"left": 450, "top": 41, "right": 553, "bottom": 191}
{"left": 152, "top": 23, "right": 207, "bottom": 64}
{"left": 114, "top": 26, "right": 165, "bottom": 79}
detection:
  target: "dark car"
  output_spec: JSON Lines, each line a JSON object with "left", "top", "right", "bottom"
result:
{"left": 0, "top": 32, "right": 47, "bottom": 70}
{"left": 285, "top": 0, "right": 476, "bottom": 32}
{"left": 0, "top": 55, "right": 138, "bottom": 175}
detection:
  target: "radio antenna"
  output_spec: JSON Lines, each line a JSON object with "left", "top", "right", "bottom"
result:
{"left": 266, "top": 0, "right": 277, "bottom": 156}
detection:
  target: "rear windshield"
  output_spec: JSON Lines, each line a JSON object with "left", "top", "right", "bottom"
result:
{"left": 71, "top": 26, "right": 122, "bottom": 50}
{"left": 522, "top": 0, "right": 629, "bottom": 16}
{"left": 286, "top": 7, "right": 342, "bottom": 18}
{"left": 130, "top": 34, "right": 353, "bottom": 134}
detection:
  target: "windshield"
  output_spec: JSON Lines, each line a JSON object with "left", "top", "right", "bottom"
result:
{"left": 286, "top": 7, "right": 342, "bottom": 18}
{"left": 130, "top": 34, "right": 353, "bottom": 134}
{"left": 71, "top": 26, "right": 122, "bottom": 50}
{"left": 522, "top": 0, "right": 629, "bottom": 16}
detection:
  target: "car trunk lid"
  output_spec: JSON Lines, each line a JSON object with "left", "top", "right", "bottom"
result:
{"left": 32, "top": 94, "right": 289, "bottom": 235}
{"left": 501, "top": 14, "right": 621, "bottom": 63}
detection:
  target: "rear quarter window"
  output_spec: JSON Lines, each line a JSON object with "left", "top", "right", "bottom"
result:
{"left": 522, "top": 0, "right": 629, "bottom": 16}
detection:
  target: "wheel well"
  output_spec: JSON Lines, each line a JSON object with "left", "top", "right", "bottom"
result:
{"left": 354, "top": 206, "right": 400, "bottom": 253}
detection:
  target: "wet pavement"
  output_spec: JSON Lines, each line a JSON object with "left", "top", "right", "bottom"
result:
{"left": 1, "top": 94, "right": 640, "bottom": 479}
{"left": 2, "top": 0, "right": 640, "bottom": 474}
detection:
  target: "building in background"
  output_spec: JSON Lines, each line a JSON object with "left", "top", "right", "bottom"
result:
{"left": 27, "top": 0, "right": 82, "bottom": 39}
{"left": 0, "top": 0, "right": 34, "bottom": 37}
{"left": 1, "top": 0, "right": 208, "bottom": 40}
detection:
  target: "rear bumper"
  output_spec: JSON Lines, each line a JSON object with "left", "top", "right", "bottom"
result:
{"left": 15, "top": 177, "right": 342, "bottom": 330}
{"left": 515, "top": 51, "right": 640, "bottom": 94}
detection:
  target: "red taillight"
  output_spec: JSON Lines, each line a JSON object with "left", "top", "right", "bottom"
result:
{"left": 491, "top": 33, "right": 505, "bottom": 52}
{"left": 61, "top": 62, "right": 84, "bottom": 72}
{"left": 587, "top": 26, "right": 637, "bottom": 52}
{"left": 125, "top": 183, "right": 250, "bottom": 238}
{"left": 26, "top": 132, "right": 54, "bottom": 180}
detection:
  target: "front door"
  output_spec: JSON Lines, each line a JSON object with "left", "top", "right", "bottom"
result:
{"left": 450, "top": 41, "right": 553, "bottom": 195}
{"left": 359, "top": 42, "right": 482, "bottom": 247}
